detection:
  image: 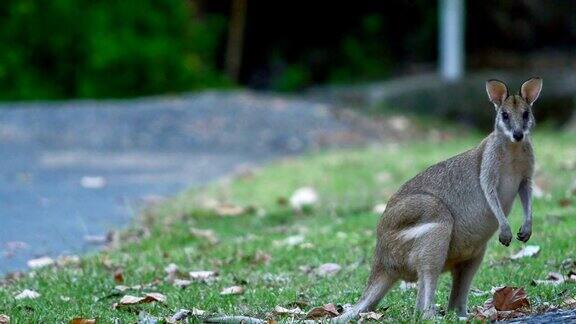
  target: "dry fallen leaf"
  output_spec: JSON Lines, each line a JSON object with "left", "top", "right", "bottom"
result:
{"left": 173, "top": 279, "right": 192, "bottom": 288}
{"left": 0, "top": 314, "right": 9, "bottom": 324}
{"left": 289, "top": 187, "right": 318, "bottom": 210}
{"left": 15, "top": 289, "right": 40, "bottom": 300}
{"left": 559, "top": 198, "right": 573, "bottom": 208}
{"left": 510, "top": 245, "right": 540, "bottom": 260}
{"left": 531, "top": 272, "right": 565, "bottom": 286}
{"left": 117, "top": 295, "right": 144, "bottom": 305}
{"left": 562, "top": 297, "right": 576, "bottom": 308}
{"left": 273, "top": 306, "right": 305, "bottom": 316}
{"left": 471, "top": 301, "right": 498, "bottom": 321}
{"left": 316, "top": 263, "right": 342, "bottom": 277}
{"left": 69, "top": 318, "right": 96, "bottom": 324}
{"left": 359, "top": 311, "right": 384, "bottom": 321}
{"left": 115, "top": 292, "right": 166, "bottom": 307}
{"left": 492, "top": 287, "right": 530, "bottom": 311}
{"left": 189, "top": 270, "right": 217, "bottom": 282}
{"left": 190, "top": 227, "right": 219, "bottom": 245}
{"left": 57, "top": 255, "right": 81, "bottom": 267}
{"left": 220, "top": 286, "right": 244, "bottom": 295}
{"left": 213, "top": 203, "right": 247, "bottom": 217}
{"left": 305, "top": 303, "right": 339, "bottom": 319}
{"left": 567, "top": 270, "right": 576, "bottom": 282}
{"left": 113, "top": 269, "right": 124, "bottom": 284}
{"left": 27, "top": 256, "right": 55, "bottom": 269}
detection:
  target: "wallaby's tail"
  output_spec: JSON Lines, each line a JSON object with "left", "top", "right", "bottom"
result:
{"left": 332, "top": 272, "right": 396, "bottom": 323}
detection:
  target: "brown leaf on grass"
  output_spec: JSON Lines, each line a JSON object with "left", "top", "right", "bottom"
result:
{"left": 305, "top": 303, "right": 340, "bottom": 319}
{"left": 471, "top": 301, "right": 498, "bottom": 321}
{"left": 359, "top": 311, "right": 384, "bottom": 321}
{"left": 472, "top": 286, "right": 532, "bottom": 321}
{"left": 492, "top": 287, "right": 530, "bottom": 311}
{"left": 113, "top": 269, "right": 124, "bottom": 284}
{"left": 273, "top": 306, "right": 305, "bottom": 316}
{"left": 559, "top": 198, "right": 573, "bottom": 208}
{"left": 190, "top": 227, "right": 219, "bottom": 245}
{"left": 276, "top": 197, "right": 288, "bottom": 206}
{"left": 114, "top": 292, "right": 166, "bottom": 308}
{"left": 69, "top": 319, "right": 96, "bottom": 324}
{"left": 0, "top": 314, "right": 9, "bottom": 324}
{"left": 220, "top": 285, "right": 244, "bottom": 295}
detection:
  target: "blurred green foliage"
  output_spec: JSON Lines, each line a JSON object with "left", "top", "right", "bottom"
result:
{"left": 0, "top": 0, "right": 230, "bottom": 100}
{"left": 328, "top": 14, "right": 391, "bottom": 84}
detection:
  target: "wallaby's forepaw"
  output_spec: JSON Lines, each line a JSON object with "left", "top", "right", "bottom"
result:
{"left": 499, "top": 227, "right": 512, "bottom": 246}
{"left": 517, "top": 225, "right": 532, "bottom": 242}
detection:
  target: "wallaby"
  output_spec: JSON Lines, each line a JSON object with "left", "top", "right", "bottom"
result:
{"left": 335, "top": 78, "right": 543, "bottom": 321}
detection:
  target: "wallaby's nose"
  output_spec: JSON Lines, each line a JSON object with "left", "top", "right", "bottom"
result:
{"left": 513, "top": 130, "right": 524, "bottom": 141}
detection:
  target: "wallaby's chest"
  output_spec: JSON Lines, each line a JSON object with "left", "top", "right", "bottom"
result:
{"left": 497, "top": 146, "right": 533, "bottom": 214}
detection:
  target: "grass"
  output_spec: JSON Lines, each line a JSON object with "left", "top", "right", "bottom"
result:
{"left": 1, "top": 130, "right": 575, "bottom": 323}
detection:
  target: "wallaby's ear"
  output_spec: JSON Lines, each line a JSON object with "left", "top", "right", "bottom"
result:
{"left": 520, "top": 77, "right": 542, "bottom": 105}
{"left": 486, "top": 79, "right": 508, "bottom": 106}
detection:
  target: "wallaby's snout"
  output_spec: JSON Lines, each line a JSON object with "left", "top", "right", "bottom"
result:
{"left": 486, "top": 77, "right": 542, "bottom": 143}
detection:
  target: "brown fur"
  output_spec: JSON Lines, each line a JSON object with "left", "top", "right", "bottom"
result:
{"left": 334, "top": 78, "right": 542, "bottom": 322}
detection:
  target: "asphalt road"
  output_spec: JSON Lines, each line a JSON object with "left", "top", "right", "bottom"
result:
{"left": 0, "top": 91, "right": 381, "bottom": 273}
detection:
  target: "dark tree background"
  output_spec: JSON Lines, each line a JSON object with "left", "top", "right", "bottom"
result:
{"left": 0, "top": 0, "right": 575, "bottom": 99}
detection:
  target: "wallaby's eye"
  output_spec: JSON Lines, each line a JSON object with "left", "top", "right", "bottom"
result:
{"left": 502, "top": 112, "right": 509, "bottom": 121}
{"left": 522, "top": 111, "right": 529, "bottom": 120}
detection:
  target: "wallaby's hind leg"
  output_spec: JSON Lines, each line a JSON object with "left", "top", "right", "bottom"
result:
{"left": 448, "top": 246, "right": 486, "bottom": 317}
{"left": 411, "top": 199, "right": 453, "bottom": 319}
{"left": 333, "top": 269, "right": 397, "bottom": 323}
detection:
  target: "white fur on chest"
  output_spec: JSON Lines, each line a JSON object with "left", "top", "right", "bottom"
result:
{"left": 498, "top": 167, "right": 522, "bottom": 214}
{"left": 498, "top": 151, "right": 528, "bottom": 215}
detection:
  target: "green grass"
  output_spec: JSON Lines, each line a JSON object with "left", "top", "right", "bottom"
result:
{"left": 1, "top": 131, "right": 575, "bottom": 323}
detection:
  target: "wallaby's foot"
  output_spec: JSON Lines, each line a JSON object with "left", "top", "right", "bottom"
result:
{"left": 517, "top": 224, "right": 532, "bottom": 242}
{"left": 498, "top": 226, "right": 512, "bottom": 246}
